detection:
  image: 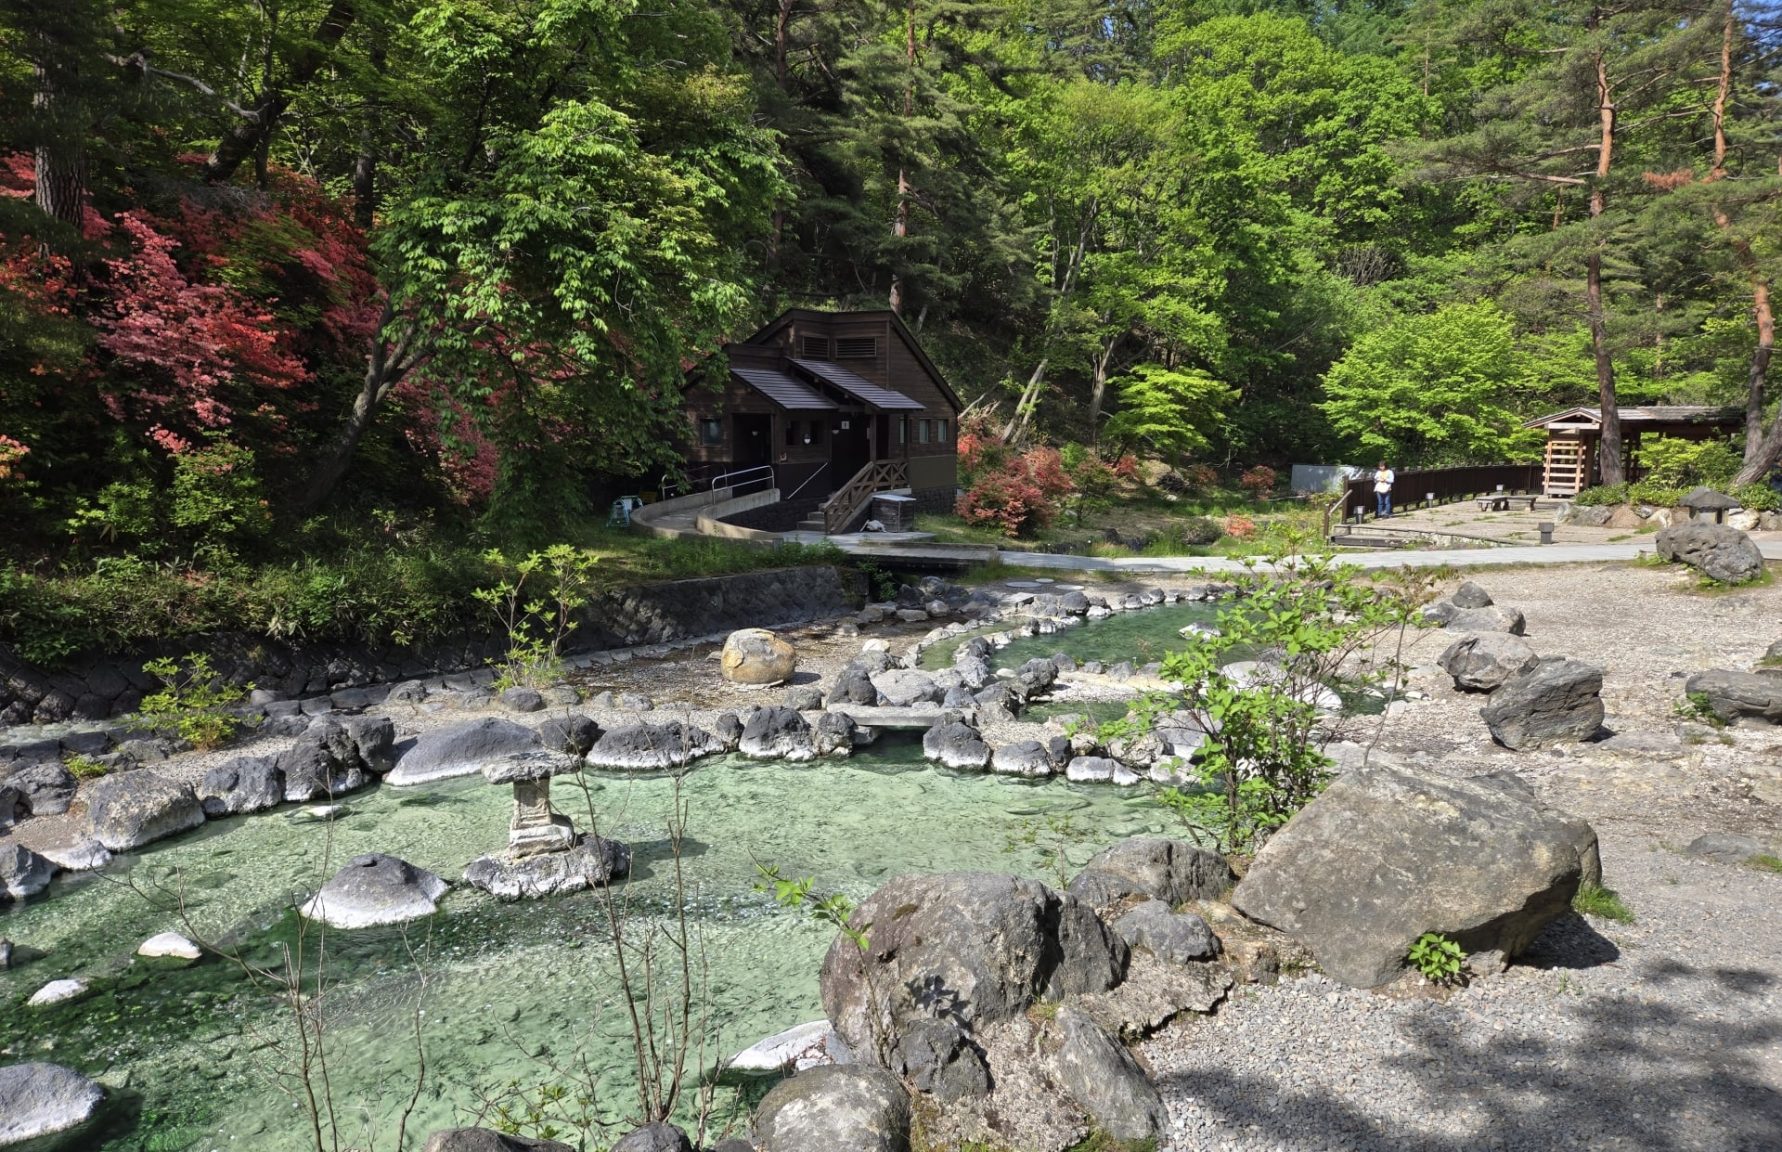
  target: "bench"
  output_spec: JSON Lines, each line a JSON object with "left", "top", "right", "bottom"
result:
{"left": 1475, "top": 494, "right": 1538, "bottom": 513}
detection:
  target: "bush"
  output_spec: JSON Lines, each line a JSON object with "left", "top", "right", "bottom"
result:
{"left": 138, "top": 652, "right": 252, "bottom": 750}
{"left": 956, "top": 445, "right": 1076, "bottom": 538}
{"left": 1627, "top": 479, "right": 1687, "bottom": 508}
{"left": 1733, "top": 483, "right": 1782, "bottom": 512}
{"left": 1223, "top": 514, "right": 1256, "bottom": 539}
{"left": 1238, "top": 465, "right": 1278, "bottom": 499}
{"left": 1177, "top": 516, "right": 1223, "bottom": 545}
{"left": 1635, "top": 437, "right": 1740, "bottom": 489}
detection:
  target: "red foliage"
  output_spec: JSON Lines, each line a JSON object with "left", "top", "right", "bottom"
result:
{"left": 956, "top": 444, "right": 1077, "bottom": 538}
{"left": 0, "top": 434, "right": 27, "bottom": 482}
{"left": 1239, "top": 465, "right": 1278, "bottom": 498}
{"left": 1178, "top": 463, "right": 1219, "bottom": 493}
{"left": 1111, "top": 454, "right": 1140, "bottom": 481}
{"left": 1224, "top": 514, "right": 1256, "bottom": 538}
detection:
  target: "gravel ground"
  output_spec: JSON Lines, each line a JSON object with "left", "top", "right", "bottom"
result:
{"left": 1142, "top": 561, "right": 1782, "bottom": 1152}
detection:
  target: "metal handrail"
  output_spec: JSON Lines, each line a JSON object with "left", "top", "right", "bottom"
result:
{"left": 658, "top": 471, "right": 690, "bottom": 500}
{"left": 785, "top": 462, "right": 829, "bottom": 503}
{"left": 709, "top": 464, "right": 775, "bottom": 495}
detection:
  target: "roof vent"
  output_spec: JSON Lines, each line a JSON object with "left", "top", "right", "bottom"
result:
{"left": 800, "top": 335, "right": 831, "bottom": 359}
{"left": 835, "top": 336, "right": 878, "bottom": 360}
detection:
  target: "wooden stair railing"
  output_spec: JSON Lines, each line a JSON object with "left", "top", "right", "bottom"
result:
{"left": 821, "top": 460, "right": 909, "bottom": 534}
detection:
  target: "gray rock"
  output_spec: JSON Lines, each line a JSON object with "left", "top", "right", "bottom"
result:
{"left": 388, "top": 718, "right": 541, "bottom": 787}
{"left": 198, "top": 756, "right": 286, "bottom": 817}
{"left": 1480, "top": 658, "right": 1605, "bottom": 749}
{"left": 480, "top": 748, "right": 582, "bottom": 785}
{"left": 721, "top": 628, "right": 797, "bottom": 686}
{"left": 0, "top": 939, "right": 10, "bottom": 969}
{"left": 277, "top": 718, "right": 371, "bottom": 800}
{"left": 990, "top": 739, "right": 1056, "bottom": 777}
{"left": 36, "top": 839, "right": 110, "bottom": 872}
{"left": 1683, "top": 669, "right": 1782, "bottom": 724}
{"left": 785, "top": 685, "right": 825, "bottom": 712}
{"left": 921, "top": 721, "right": 991, "bottom": 770}
{"left": 0, "top": 784, "right": 23, "bottom": 833}
{"left": 1067, "top": 837, "right": 1234, "bottom": 912}
{"left": 1564, "top": 504, "right": 1614, "bottom": 527}
{"left": 0, "top": 1062, "right": 104, "bottom": 1148}
{"left": 1112, "top": 900, "right": 1221, "bottom": 963}
{"left": 499, "top": 686, "right": 545, "bottom": 713}
{"left": 300, "top": 853, "right": 448, "bottom": 929}
{"left": 463, "top": 835, "right": 629, "bottom": 900}
{"left": 819, "top": 872, "right": 1126, "bottom": 1059}
{"left": 753, "top": 1065, "right": 911, "bottom": 1152}
{"left": 1421, "top": 600, "right": 1459, "bottom": 626}
{"left": 870, "top": 668, "right": 940, "bottom": 707}
{"left": 611, "top": 1124, "right": 692, "bottom": 1152}
{"left": 893, "top": 1018, "right": 988, "bottom": 1104}
{"left": 343, "top": 715, "right": 397, "bottom": 773}
{"left": 84, "top": 770, "right": 205, "bottom": 851}
{"left": 26, "top": 978, "right": 89, "bottom": 1007}
{"left": 586, "top": 721, "right": 722, "bottom": 771}
{"left": 1231, "top": 766, "right": 1599, "bottom": 988}
{"left": 973, "top": 683, "right": 1018, "bottom": 722}
{"left": 1684, "top": 832, "right": 1776, "bottom": 864}
{"left": 1065, "top": 756, "right": 1142, "bottom": 786}
{"left": 0, "top": 761, "right": 76, "bottom": 817}
{"left": 813, "top": 711, "right": 856, "bottom": 757}
{"left": 711, "top": 712, "right": 744, "bottom": 750}
{"left": 421, "top": 1129, "right": 573, "bottom": 1152}
{"left": 739, "top": 706, "right": 815, "bottom": 762}
{"left": 1, "top": 843, "right": 55, "bottom": 902}
{"left": 827, "top": 666, "right": 878, "bottom": 707}
{"left": 1445, "top": 605, "right": 1527, "bottom": 635}
{"left": 1438, "top": 632, "right": 1541, "bottom": 693}
{"left": 1048, "top": 1005, "right": 1168, "bottom": 1144}
{"left": 724, "top": 1020, "right": 849, "bottom": 1078}
{"left": 536, "top": 713, "right": 600, "bottom": 757}
{"left": 1450, "top": 580, "right": 1494, "bottom": 609}
{"left": 1656, "top": 520, "right": 1766, "bottom": 584}
{"left": 618, "top": 692, "right": 654, "bottom": 711}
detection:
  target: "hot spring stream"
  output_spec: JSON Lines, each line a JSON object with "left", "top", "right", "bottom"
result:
{"left": 1, "top": 603, "right": 1227, "bottom": 1151}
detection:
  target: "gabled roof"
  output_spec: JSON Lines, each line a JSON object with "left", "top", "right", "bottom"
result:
{"left": 1525, "top": 405, "right": 1743, "bottom": 429}
{"left": 731, "top": 365, "right": 837, "bottom": 411}
{"left": 746, "top": 308, "right": 964, "bottom": 412}
{"left": 789, "top": 358, "right": 925, "bottom": 411}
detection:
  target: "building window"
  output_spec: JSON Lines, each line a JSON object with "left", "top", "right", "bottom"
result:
{"left": 800, "top": 335, "right": 831, "bottom": 359}
{"left": 917, "top": 419, "right": 930, "bottom": 444}
{"left": 835, "top": 337, "right": 877, "bottom": 359}
{"left": 899, "top": 417, "right": 907, "bottom": 445}
{"left": 936, "top": 419, "right": 949, "bottom": 444}
{"left": 698, "top": 417, "right": 723, "bottom": 447}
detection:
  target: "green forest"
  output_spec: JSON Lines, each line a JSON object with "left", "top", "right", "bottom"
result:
{"left": 2, "top": 0, "right": 1780, "bottom": 650}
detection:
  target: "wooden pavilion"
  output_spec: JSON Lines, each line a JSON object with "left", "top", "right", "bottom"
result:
{"left": 1524, "top": 405, "right": 1744, "bottom": 496}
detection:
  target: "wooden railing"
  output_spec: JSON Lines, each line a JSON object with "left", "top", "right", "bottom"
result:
{"left": 822, "top": 459, "right": 909, "bottom": 534}
{"left": 1322, "top": 463, "right": 1545, "bottom": 538}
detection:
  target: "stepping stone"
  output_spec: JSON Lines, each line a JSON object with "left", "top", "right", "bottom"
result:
{"left": 137, "top": 932, "right": 202, "bottom": 961}
{"left": 1004, "top": 580, "right": 1042, "bottom": 588}
{"left": 27, "top": 978, "right": 89, "bottom": 1007}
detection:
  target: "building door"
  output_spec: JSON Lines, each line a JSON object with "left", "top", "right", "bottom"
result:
{"left": 830, "top": 414, "right": 870, "bottom": 482}
{"left": 735, "top": 414, "right": 773, "bottom": 465}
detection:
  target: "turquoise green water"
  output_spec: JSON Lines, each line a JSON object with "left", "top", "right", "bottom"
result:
{"left": 0, "top": 742, "right": 1174, "bottom": 1151}
{"left": 921, "top": 601, "right": 1222, "bottom": 671}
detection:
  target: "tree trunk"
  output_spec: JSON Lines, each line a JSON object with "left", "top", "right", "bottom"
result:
{"left": 352, "top": 33, "right": 385, "bottom": 229}
{"left": 1087, "top": 335, "right": 1118, "bottom": 441}
{"left": 1587, "top": 50, "right": 1624, "bottom": 485}
{"left": 887, "top": 0, "right": 916, "bottom": 315}
{"left": 31, "top": 31, "right": 85, "bottom": 231}
{"left": 298, "top": 307, "right": 424, "bottom": 513}
{"left": 1000, "top": 358, "right": 1047, "bottom": 444}
{"left": 204, "top": 0, "right": 358, "bottom": 184}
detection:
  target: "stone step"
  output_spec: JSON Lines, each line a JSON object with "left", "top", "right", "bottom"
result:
{"left": 818, "top": 705, "right": 945, "bottom": 730}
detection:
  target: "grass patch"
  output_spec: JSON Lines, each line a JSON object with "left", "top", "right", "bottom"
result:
{"left": 1747, "top": 854, "right": 1782, "bottom": 874}
{"left": 1573, "top": 883, "right": 1635, "bottom": 923}
{"left": 63, "top": 753, "right": 110, "bottom": 780}
{"left": 1067, "top": 1134, "right": 1157, "bottom": 1152}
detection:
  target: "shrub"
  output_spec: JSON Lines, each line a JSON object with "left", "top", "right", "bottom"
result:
{"left": 1733, "top": 483, "right": 1782, "bottom": 512}
{"left": 138, "top": 652, "right": 252, "bottom": 750}
{"left": 170, "top": 437, "right": 272, "bottom": 557}
{"left": 1627, "top": 479, "right": 1687, "bottom": 508}
{"left": 474, "top": 545, "right": 602, "bottom": 689}
{"left": 1223, "top": 514, "right": 1256, "bottom": 539}
{"left": 1635, "top": 437, "right": 1739, "bottom": 489}
{"left": 1571, "top": 484, "right": 1627, "bottom": 507}
{"left": 956, "top": 445, "right": 1077, "bottom": 538}
{"left": 1177, "top": 516, "right": 1223, "bottom": 546}
{"left": 1238, "top": 465, "right": 1278, "bottom": 498}
{"left": 1572, "top": 883, "right": 1634, "bottom": 923}
{"left": 1180, "top": 463, "right": 1220, "bottom": 493}
{"left": 1407, "top": 931, "right": 1465, "bottom": 984}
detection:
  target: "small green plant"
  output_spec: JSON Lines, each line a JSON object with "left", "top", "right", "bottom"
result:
{"left": 1673, "top": 690, "right": 1727, "bottom": 728}
{"left": 1003, "top": 812, "right": 1092, "bottom": 889}
{"left": 1572, "top": 883, "right": 1634, "bottom": 923}
{"left": 474, "top": 545, "right": 602, "bottom": 690}
{"left": 755, "top": 862, "right": 869, "bottom": 949}
{"left": 1407, "top": 931, "right": 1465, "bottom": 984}
{"left": 63, "top": 753, "right": 110, "bottom": 780}
{"left": 853, "top": 559, "right": 901, "bottom": 602}
{"left": 1747, "top": 853, "right": 1782, "bottom": 874}
{"left": 138, "top": 652, "right": 251, "bottom": 750}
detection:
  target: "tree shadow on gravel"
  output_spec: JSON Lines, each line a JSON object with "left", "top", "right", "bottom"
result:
{"left": 1516, "top": 910, "right": 1622, "bottom": 970}
{"left": 1155, "top": 955, "right": 1782, "bottom": 1152}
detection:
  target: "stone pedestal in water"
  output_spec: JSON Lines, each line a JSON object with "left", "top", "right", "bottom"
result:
{"left": 463, "top": 750, "right": 630, "bottom": 901}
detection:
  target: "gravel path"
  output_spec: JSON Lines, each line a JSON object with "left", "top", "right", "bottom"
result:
{"left": 1143, "top": 561, "right": 1782, "bottom": 1152}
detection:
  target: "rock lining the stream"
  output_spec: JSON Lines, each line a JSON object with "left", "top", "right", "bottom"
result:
{"left": 0, "top": 1062, "right": 104, "bottom": 1148}
{"left": 300, "top": 853, "right": 448, "bottom": 928}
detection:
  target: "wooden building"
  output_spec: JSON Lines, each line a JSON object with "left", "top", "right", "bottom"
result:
{"left": 682, "top": 310, "right": 963, "bottom": 528}
{"left": 1525, "top": 405, "right": 1744, "bottom": 496}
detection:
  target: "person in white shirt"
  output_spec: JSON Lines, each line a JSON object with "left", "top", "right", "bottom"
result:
{"left": 1374, "top": 461, "right": 1395, "bottom": 519}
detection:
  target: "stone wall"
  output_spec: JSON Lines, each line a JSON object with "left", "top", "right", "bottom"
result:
{"left": 0, "top": 566, "right": 856, "bottom": 728}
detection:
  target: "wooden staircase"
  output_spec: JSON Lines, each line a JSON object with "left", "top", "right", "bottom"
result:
{"left": 800, "top": 460, "right": 910, "bottom": 534}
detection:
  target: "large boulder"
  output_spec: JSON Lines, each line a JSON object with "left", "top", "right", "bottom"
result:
{"left": 421, "top": 1130, "right": 573, "bottom": 1152}
{"left": 921, "top": 721, "right": 990, "bottom": 770}
{"left": 1444, "top": 605, "right": 1527, "bottom": 635}
{"left": 0, "top": 844, "right": 56, "bottom": 903}
{"left": 753, "top": 1065, "right": 911, "bottom": 1152}
{"left": 462, "top": 835, "right": 630, "bottom": 900}
{"left": 536, "top": 713, "right": 600, "bottom": 757}
{"left": 990, "top": 739, "right": 1057, "bottom": 778}
{"left": 84, "top": 771, "right": 205, "bottom": 851}
{"left": 0, "top": 1062, "right": 104, "bottom": 1148}
{"left": 198, "top": 756, "right": 286, "bottom": 817}
{"left": 1231, "top": 767, "right": 1599, "bottom": 988}
{"left": 819, "top": 872, "right": 1127, "bottom": 1061}
{"left": 1450, "top": 580, "right": 1493, "bottom": 609}
{"left": 0, "top": 761, "right": 76, "bottom": 817}
{"left": 721, "top": 628, "right": 797, "bottom": 686}
{"left": 1438, "top": 632, "right": 1541, "bottom": 693}
{"left": 826, "top": 666, "right": 878, "bottom": 707}
{"left": 279, "top": 716, "right": 393, "bottom": 799}
{"left": 299, "top": 853, "right": 448, "bottom": 929}
{"left": 1111, "top": 900, "right": 1220, "bottom": 964}
{"left": 870, "top": 669, "right": 942, "bottom": 707}
{"left": 739, "top": 706, "right": 816, "bottom": 762}
{"left": 1480, "top": 658, "right": 1605, "bottom": 749}
{"left": 1047, "top": 1006, "right": 1168, "bottom": 1145}
{"left": 1683, "top": 669, "right": 1782, "bottom": 724}
{"left": 387, "top": 718, "right": 540, "bottom": 787}
{"left": 611, "top": 1124, "right": 692, "bottom": 1152}
{"left": 1656, "top": 521, "right": 1766, "bottom": 584}
{"left": 585, "top": 721, "right": 723, "bottom": 771}
{"left": 1067, "top": 837, "right": 1234, "bottom": 913}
